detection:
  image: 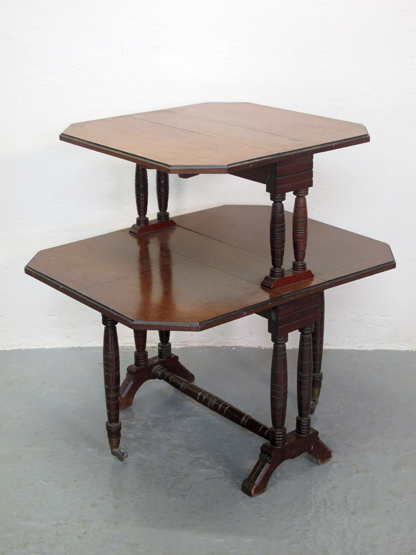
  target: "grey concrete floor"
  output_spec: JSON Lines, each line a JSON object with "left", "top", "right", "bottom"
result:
{"left": 0, "top": 347, "right": 415, "bottom": 555}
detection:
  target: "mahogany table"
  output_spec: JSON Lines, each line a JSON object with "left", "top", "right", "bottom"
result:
{"left": 25, "top": 103, "right": 395, "bottom": 496}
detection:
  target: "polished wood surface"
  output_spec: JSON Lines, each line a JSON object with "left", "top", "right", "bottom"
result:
{"left": 27, "top": 103, "right": 395, "bottom": 497}
{"left": 25, "top": 205, "right": 395, "bottom": 331}
{"left": 60, "top": 103, "right": 369, "bottom": 174}
{"left": 61, "top": 103, "right": 368, "bottom": 290}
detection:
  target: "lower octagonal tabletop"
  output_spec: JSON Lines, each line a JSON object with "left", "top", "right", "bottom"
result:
{"left": 25, "top": 205, "right": 395, "bottom": 330}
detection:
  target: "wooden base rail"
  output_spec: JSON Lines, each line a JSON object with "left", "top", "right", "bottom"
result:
{"left": 152, "top": 364, "right": 332, "bottom": 498}
{"left": 152, "top": 365, "right": 272, "bottom": 440}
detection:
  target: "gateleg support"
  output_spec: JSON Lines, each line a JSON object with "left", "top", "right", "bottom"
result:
{"left": 246, "top": 291, "right": 330, "bottom": 496}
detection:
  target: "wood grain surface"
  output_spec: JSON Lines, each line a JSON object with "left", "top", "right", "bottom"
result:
{"left": 25, "top": 205, "right": 394, "bottom": 331}
{"left": 60, "top": 103, "right": 369, "bottom": 173}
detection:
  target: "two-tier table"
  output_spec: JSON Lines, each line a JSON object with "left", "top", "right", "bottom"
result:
{"left": 25, "top": 103, "right": 395, "bottom": 496}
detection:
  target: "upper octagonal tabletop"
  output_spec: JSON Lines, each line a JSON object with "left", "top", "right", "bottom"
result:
{"left": 60, "top": 103, "right": 369, "bottom": 174}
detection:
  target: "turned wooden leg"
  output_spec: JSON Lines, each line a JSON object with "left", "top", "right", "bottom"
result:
{"left": 156, "top": 171, "right": 170, "bottom": 222}
{"left": 296, "top": 324, "right": 314, "bottom": 436}
{"left": 270, "top": 334, "right": 288, "bottom": 447}
{"left": 130, "top": 169, "right": 176, "bottom": 235}
{"left": 242, "top": 332, "right": 289, "bottom": 496}
{"left": 102, "top": 315, "right": 127, "bottom": 461}
{"left": 243, "top": 295, "right": 331, "bottom": 497}
{"left": 268, "top": 192, "right": 286, "bottom": 280}
{"left": 135, "top": 164, "right": 149, "bottom": 227}
{"left": 292, "top": 188, "right": 309, "bottom": 273}
{"left": 311, "top": 294, "right": 324, "bottom": 414}
{"left": 261, "top": 193, "right": 285, "bottom": 288}
{"left": 120, "top": 329, "right": 154, "bottom": 410}
{"left": 262, "top": 187, "right": 314, "bottom": 289}
{"left": 158, "top": 330, "right": 172, "bottom": 359}
{"left": 129, "top": 165, "right": 150, "bottom": 235}
{"left": 242, "top": 323, "right": 331, "bottom": 497}
{"left": 134, "top": 329, "right": 148, "bottom": 368}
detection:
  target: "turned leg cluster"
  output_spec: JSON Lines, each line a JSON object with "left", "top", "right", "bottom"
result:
{"left": 100, "top": 291, "right": 330, "bottom": 496}
{"left": 130, "top": 165, "right": 176, "bottom": 236}
{"left": 262, "top": 154, "right": 315, "bottom": 290}
{"left": 242, "top": 292, "right": 331, "bottom": 496}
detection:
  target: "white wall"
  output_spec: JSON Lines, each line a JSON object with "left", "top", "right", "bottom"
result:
{"left": 1, "top": 0, "right": 415, "bottom": 350}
